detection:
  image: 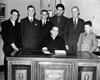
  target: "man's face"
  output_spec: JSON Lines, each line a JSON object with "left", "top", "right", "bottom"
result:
{"left": 41, "top": 11, "right": 48, "bottom": 20}
{"left": 27, "top": 7, "right": 35, "bottom": 17}
{"left": 11, "top": 12, "right": 18, "bottom": 21}
{"left": 51, "top": 27, "right": 59, "bottom": 37}
{"left": 85, "top": 25, "right": 91, "bottom": 33}
{"left": 72, "top": 7, "right": 79, "bottom": 18}
{"left": 56, "top": 7, "right": 64, "bottom": 17}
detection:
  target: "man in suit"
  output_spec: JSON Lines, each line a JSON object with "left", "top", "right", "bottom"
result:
{"left": 39, "top": 9, "right": 53, "bottom": 49}
{"left": 41, "top": 26, "right": 66, "bottom": 54}
{"left": 21, "top": 5, "right": 40, "bottom": 50}
{"left": 66, "top": 6, "right": 84, "bottom": 51}
{"left": 77, "top": 21, "right": 98, "bottom": 53}
{"left": 49, "top": 4, "right": 68, "bottom": 44}
{"left": 1, "top": 9, "right": 21, "bottom": 80}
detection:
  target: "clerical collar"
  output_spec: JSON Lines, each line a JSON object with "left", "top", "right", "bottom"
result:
{"left": 51, "top": 35, "right": 57, "bottom": 40}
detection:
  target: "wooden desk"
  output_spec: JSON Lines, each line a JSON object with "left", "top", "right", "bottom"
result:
{"left": 7, "top": 51, "right": 100, "bottom": 80}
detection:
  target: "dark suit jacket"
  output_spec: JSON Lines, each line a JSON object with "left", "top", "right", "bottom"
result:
{"left": 49, "top": 15, "right": 68, "bottom": 42}
{"left": 1, "top": 19, "right": 21, "bottom": 56}
{"left": 41, "top": 36, "right": 66, "bottom": 53}
{"left": 38, "top": 20, "right": 53, "bottom": 47}
{"left": 67, "top": 18, "right": 84, "bottom": 45}
{"left": 21, "top": 17, "right": 40, "bottom": 50}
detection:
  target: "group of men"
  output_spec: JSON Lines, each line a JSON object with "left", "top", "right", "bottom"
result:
{"left": 1, "top": 4, "right": 98, "bottom": 80}
{"left": 1, "top": 4, "right": 98, "bottom": 56}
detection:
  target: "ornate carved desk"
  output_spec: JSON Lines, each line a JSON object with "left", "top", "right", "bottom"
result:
{"left": 6, "top": 51, "right": 100, "bottom": 80}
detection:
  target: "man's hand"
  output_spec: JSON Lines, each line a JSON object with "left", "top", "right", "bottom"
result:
{"left": 11, "top": 43, "right": 19, "bottom": 51}
{"left": 66, "top": 45, "right": 69, "bottom": 50}
{"left": 42, "top": 47, "right": 48, "bottom": 51}
{"left": 42, "top": 47, "right": 50, "bottom": 54}
{"left": 11, "top": 50, "right": 18, "bottom": 56}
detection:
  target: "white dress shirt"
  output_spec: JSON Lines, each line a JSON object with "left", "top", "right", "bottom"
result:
{"left": 42, "top": 20, "right": 46, "bottom": 25}
{"left": 28, "top": 17, "right": 33, "bottom": 22}
{"left": 10, "top": 19, "right": 15, "bottom": 26}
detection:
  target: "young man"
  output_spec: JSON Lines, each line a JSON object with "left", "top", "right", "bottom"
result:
{"left": 49, "top": 4, "right": 68, "bottom": 44}
{"left": 41, "top": 26, "right": 66, "bottom": 53}
{"left": 1, "top": 9, "right": 21, "bottom": 80}
{"left": 38, "top": 10, "right": 53, "bottom": 49}
{"left": 66, "top": 6, "right": 84, "bottom": 51}
{"left": 21, "top": 5, "right": 40, "bottom": 50}
{"left": 77, "top": 21, "right": 98, "bottom": 53}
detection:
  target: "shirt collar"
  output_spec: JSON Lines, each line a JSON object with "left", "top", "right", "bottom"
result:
{"left": 28, "top": 16, "right": 33, "bottom": 21}
{"left": 10, "top": 19, "right": 15, "bottom": 26}
{"left": 73, "top": 18, "right": 78, "bottom": 24}
{"left": 73, "top": 17, "right": 78, "bottom": 21}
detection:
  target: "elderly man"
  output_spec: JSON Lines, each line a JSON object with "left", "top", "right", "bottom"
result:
{"left": 66, "top": 6, "right": 84, "bottom": 52}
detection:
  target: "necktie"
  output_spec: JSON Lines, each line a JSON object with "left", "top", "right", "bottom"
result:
{"left": 74, "top": 18, "right": 77, "bottom": 28}
{"left": 30, "top": 18, "right": 33, "bottom": 22}
{"left": 44, "top": 20, "right": 46, "bottom": 24}
{"left": 43, "top": 20, "right": 46, "bottom": 26}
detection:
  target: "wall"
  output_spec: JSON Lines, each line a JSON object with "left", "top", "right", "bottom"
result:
{"left": 40, "top": 0, "right": 100, "bottom": 36}
{"left": 0, "top": 0, "right": 5, "bottom": 65}
{"left": 5, "top": 0, "right": 40, "bottom": 21}
{"left": 0, "top": 0, "right": 41, "bottom": 65}
{"left": 62, "top": 0, "right": 100, "bottom": 37}
{"left": 62, "top": 0, "right": 100, "bottom": 45}
{"left": 0, "top": 0, "right": 100, "bottom": 65}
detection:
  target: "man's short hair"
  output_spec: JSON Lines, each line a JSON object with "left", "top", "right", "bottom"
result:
{"left": 71, "top": 6, "right": 80, "bottom": 12}
{"left": 56, "top": 4, "right": 65, "bottom": 10}
{"left": 27, "top": 5, "right": 35, "bottom": 10}
{"left": 41, "top": 9, "right": 49, "bottom": 15}
{"left": 84, "top": 21, "right": 92, "bottom": 27}
{"left": 71, "top": 6, "right": 80, "bottom": 15}
{"left": 10, "top": 9, "right": 19, "bottom": 15}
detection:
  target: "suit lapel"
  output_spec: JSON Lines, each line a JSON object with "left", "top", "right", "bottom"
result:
{"left": 8, "top": 19, "right": 15, "bottom": 28}
{"left": 60, "top": 16, "right": 65, "bottom": 27}
{"left": 40, "top": 20, "right": 42, "bottom": 26}
{"left": 27, "top": 17, "right": 31, "bottom": 23}
{"left": 54, "top": 16, "right": 59, "bottom": 24}
{"left": 72, "top": 18, "right": 79, "bottom": 28}
{"left": 70, "top": 18, "right": 75, "bottom": 28}
{"left": 76, "top": 18, "right": 80, "bottom": 28}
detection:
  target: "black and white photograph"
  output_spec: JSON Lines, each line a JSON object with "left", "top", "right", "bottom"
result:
{"left": 0, "top": 0, "right": 100, "bottom": 80}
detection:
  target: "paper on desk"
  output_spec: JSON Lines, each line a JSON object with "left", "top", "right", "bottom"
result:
{"left": 55, "top": 50, "right": 66, "bottom": 56}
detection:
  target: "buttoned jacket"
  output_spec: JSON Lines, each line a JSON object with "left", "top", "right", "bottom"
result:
{"left": 77, "top": 31, "right": 98, "bottom": 52}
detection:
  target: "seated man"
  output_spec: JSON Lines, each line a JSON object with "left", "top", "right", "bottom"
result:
{"left": 40, "top": 26, "right": 66, "bottom": 54}
{"left": 77, "top": 21, "right": 98, "bottom": 53}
